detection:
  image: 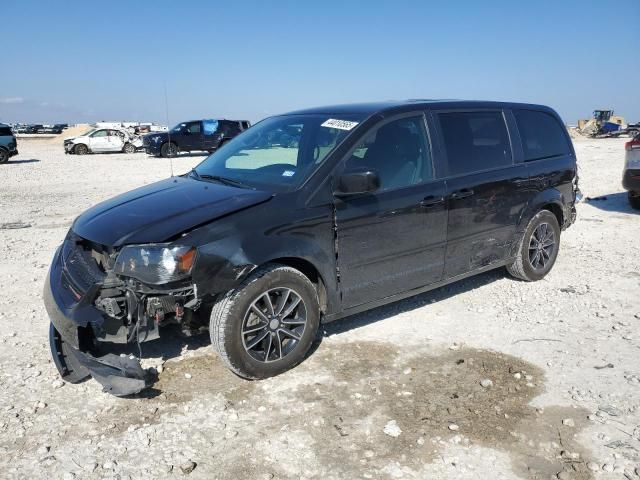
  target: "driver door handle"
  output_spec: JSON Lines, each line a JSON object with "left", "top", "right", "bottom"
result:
{"left": 420, "top": 195, "right": 445, "bottom": 208}
{"left": 449, "top": 188, "right": 475, "bottom": 200}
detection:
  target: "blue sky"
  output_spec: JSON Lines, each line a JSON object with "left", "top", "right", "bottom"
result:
{"left": 2, "top": 0, "right": 639, "bottom": 125}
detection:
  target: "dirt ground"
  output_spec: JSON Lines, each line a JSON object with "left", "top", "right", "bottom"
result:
{"left": 0, "top": 136, "right": 638, "bottom": 480}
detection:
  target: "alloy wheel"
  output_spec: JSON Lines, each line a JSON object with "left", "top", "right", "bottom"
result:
{"left": 528, "top": 222, "right": 555, "bottom": 270}
{"left": 241, "top": 287, "right": 307, "bottom": 363}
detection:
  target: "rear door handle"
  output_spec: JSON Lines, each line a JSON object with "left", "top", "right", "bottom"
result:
{"left": 420, "top": 195, "right": 445, "bottom": 207}
{"left": 449, "top": 189, "right": 474, "bottom": 200}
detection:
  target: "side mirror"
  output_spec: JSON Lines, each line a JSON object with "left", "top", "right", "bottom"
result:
{"left": 183, "top": 130, "right": 191, "bottom": 135}
{"left": 334, "top": 170, "right": 380, "bottom": 196}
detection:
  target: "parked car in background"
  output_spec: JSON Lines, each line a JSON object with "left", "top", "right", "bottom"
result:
{"left": 143, "top": 119, "right": 251, "bottom": 157}
{"left": 624, "top": 132, "right": 640, "bottom": 209}
{"left": 64, "top": 128, "right": 142, "bottom": 155}
{"left": 0, "top": 123, "right": 18, "bottom": 163}
{"left": 45, "top": 100, "right": 579, "bottom": 395}
{"left": 13, "top": 124, "right": 31, "bottom": 134}
{"left": 38, "top": 124, "right": 68, "bottom": 134}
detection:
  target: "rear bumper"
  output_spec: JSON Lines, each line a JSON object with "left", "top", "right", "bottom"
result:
{"left": 623, "top": 169, "right": 640, "bottom": 192}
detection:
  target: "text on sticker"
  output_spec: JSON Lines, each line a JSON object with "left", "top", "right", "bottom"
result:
{"left": 321, "top": 119, "right": 359, "bottom": 131}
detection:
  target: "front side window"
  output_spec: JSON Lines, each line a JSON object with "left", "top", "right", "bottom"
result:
{"left": 186, "top": 122, "right": 201, "bottom": 134}
{"left": 514, "top": 109, "right": 571, "bottom": 161}
{"left": 345, "top": 115, "right": 432, "bottom": 190}
{"left": 91, "top": 130, "right": 108, "bottom": 138}
{"left": 194, "top": 114, "right": 364, "bottom": 191}
{"left": 438, "top": 111, "right": 512, "bottom": 176}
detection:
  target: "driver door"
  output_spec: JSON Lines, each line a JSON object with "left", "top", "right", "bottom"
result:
{"left": 89, "top": 130, "right": 110, "bottom": 152}
{"left": 181, "top": 121, "right": 204, "bottom": 150}
{"left": 334, "top": 114, "right": 447, "bottom": 308}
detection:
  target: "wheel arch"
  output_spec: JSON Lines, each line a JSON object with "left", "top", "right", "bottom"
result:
{"left": 518, "top": 188, "right": 566, "bottom": 232}
{"left": 74, "top": 142, "right": 90, "bottom": 153}
{"left": 267, "top": 257, "right": 328, "bottom": 313}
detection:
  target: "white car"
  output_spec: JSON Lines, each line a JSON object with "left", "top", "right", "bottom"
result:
{"left": 64, "top": 128, "right": 142, "bottom": 155}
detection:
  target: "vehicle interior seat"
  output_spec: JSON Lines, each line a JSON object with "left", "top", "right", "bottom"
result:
{"left": 362, "top": 123, "right": 420, "bottom": 189}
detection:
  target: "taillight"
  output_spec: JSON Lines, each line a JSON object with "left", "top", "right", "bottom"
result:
{"left": 626, "top": 141, "right": 640, "bottom": 151}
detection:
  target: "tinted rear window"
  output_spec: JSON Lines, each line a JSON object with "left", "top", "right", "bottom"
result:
{"left": 0, "top": 127, "right": 13, "bottom": 136}
{"left": 514, "top": 109, "right": 571, "bottom": 161}
{"left": 438, "top": 111, "right": 512, "bottom": 176}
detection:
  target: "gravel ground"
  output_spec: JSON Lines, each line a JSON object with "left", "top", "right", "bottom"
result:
{"left": 0, "top": 137, "right": 638, "bottom": 480}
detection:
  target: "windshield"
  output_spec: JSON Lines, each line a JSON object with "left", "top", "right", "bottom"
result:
{"left": 193, "top": 114, "right": 364, "bottom": 191}
{"left": 81, "top": 128, "right": 96, "bottom": 136}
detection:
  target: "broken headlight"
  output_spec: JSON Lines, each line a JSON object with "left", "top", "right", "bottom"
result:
{"left": 114, "top": 245, "right": 196, "bottom": 284}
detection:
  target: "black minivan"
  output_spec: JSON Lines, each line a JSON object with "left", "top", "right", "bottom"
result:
{"left": 45, "top": 100, "right": 578, "bottom": 395}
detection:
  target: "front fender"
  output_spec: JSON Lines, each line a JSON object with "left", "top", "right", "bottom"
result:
{"left": 187, "top": 200, "right": 338, "bottom": 312}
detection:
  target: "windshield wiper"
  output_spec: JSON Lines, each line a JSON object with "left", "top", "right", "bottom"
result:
{"left": 199, "top": 174, "right": 254, "bottom": 189}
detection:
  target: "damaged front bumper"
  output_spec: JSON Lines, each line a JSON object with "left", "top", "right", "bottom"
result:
{"left": 44, "top": 236, "right": 197, "bottom": 396}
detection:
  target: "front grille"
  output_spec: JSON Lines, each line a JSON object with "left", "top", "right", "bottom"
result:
{"left": 61, "top": 238, "right": 106, "bottom": 294}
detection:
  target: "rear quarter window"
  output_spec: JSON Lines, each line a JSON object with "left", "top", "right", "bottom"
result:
{"left": 438, "top": 111, "right": 512, "bottom": 176}
{"left": 514, "top": 110, "right": 571, "bottom": 161}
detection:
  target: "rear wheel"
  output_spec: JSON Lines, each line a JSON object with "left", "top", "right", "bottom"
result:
{"left": 0, "top": 149, "right": 8, "bottom": 164}
{"left": 122, "top": 142, "right": 135, "bottom": 154}
{"left": 629, "top": 191, "right": 640, "bottom": 210}
{"left": 74, "top": 143, "right": 88, "bottom": 155}
{"left": 210, "top": 264, "right": 320, "bottom": 379}
{"left": 48, "top": 323, "right": 90, "bottom": 383}
{"left": 507, "top": 210, "right": 561, "bottom": 281}
{"left": 160, "top": 142, "right": 178, "bottom": 157}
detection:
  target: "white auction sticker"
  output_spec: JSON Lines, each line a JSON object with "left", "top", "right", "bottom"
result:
{"left": 321, "top": 119, "right": 359, "bottom": 131}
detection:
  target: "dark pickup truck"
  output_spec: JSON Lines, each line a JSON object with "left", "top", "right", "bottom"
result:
{"left": 143, "top": 119, "right": 250, "bottom": 157}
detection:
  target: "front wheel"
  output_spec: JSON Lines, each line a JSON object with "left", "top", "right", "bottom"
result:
{"left": 160, "top": 142, "right": 178, "bottom": 157}
{"left": 0, "top": 149, "right": 8, "bottom": 164}
{"left": 629, "top": 191, "right": 640, "bottom": 210}
{"left": 507, "top": 210, "right": 561, "bottom": 281}
{"left": 74, "top": 143, "right": 89, "bottom": 155}
{"left": 210, "top": 264, "right": 320, "bottom": 379}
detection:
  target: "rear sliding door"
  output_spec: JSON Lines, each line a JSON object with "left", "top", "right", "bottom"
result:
{"left": 433, "top": 109, "right": 529, "bottom": 277}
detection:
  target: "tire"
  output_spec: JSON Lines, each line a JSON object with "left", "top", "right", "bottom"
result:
{"left": 629, "top": 191, "right": 640, "bottom": 210}
{"left": 0, "top": 149, "right": 8, "bottom": 164}
{"left": 507, "top": 210, "right": 561, "bottom": 281}
{"left": 160, "top": 142, "right": 178, "bottom": 157}
{"left": 74, "top": 143, "right": 88, "bottom": 155}
{"left": 210, "top": 263, "right": 320, "bottom": 379}
{"left": 48, "top": 323, "right": 90, "bottom": 384}
{"left": 122, "top": 143, "right": 135, "bottom": 154}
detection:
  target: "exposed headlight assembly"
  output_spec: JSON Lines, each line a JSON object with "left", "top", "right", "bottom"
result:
{"left": 114, "top": 245, "right": 196, "bottom": 284}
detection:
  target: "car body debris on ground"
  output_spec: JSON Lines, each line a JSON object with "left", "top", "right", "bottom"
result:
{"left": 0, "top": 136, "right": 639, "bottom": 479}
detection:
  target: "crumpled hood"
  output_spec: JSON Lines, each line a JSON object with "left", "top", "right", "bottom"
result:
{"left": 72, "top": 177, "right": 272, "bottom": 247}
{"left": 64, "top": 135, "right": 84, "bottom": 142}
